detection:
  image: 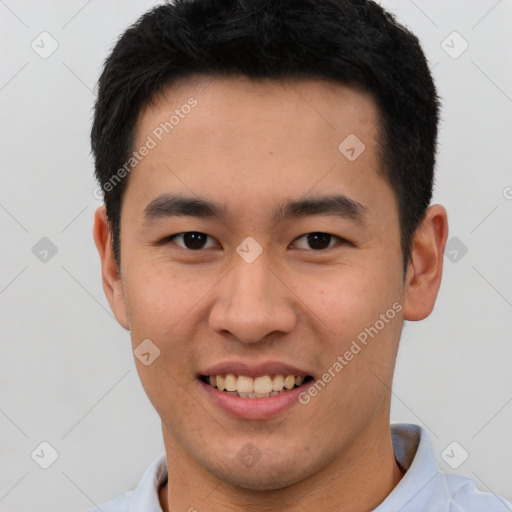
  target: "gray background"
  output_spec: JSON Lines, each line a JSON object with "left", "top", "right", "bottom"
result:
{"left": 0, "top": 0, "right": 511, "bottom": 510}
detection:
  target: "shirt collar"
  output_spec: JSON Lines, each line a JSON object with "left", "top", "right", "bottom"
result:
{"left": 128, "top": 451, "right": 167, "bottom": 512}
{"left": 373, "top": 423, "right": 440, "bottom": 511}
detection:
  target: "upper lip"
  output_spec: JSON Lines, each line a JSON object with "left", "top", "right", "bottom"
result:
{"left": 199, "top": 361, "right": 311, "bottom": 378}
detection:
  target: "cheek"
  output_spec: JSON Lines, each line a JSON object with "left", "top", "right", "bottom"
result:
{"left": 300, "top": 261, "right": 401, "bottom": 337}
{"left": 305, "top": 254, "right": 403, "bottom": 389}
{"left": 121, "top": 260, "right": 216, "bottom": 393}
{"left": 122, "top": 260, "right": 209, "bottom": 340}
{"left": 123, "top": 264, "right": 204, "bottom": 407}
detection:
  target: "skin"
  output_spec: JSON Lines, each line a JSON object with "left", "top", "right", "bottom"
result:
{"left": 94, "top": 76, "right": 448, "bottom": 511}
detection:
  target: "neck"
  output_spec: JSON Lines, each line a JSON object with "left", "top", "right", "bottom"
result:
{"left": 158, "top": 421, "right": 404, "bottom": 512}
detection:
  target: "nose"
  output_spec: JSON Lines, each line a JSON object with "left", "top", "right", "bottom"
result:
{"left": 208, "top": 252, "right": 298, "bottom": 344}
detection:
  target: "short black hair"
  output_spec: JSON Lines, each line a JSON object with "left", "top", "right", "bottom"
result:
{"left": 91, "top": 0, "right": 440, "bottom": 270}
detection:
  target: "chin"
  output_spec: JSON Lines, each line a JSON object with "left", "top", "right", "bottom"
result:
{"left": 201, "top": 447, "right": 317, "bottom": 491}
{"left": 212, "top": 463, "right": 306, "bottom": 491}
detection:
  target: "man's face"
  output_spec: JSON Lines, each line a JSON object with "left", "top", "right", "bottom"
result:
{"left": 108, "top": 77, "right": 408, "bottom": 489}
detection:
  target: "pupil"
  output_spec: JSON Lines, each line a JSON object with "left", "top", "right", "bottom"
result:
{"left": 307, "top": 232, "right": 331, "bottom": 250}
{"left": 184, "top": 232, "right": 207, "bottom": 250}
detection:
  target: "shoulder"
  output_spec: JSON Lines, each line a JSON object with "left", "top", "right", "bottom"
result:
{"left": 86, "top": 490, "right": 133, "bottom": 512}
{"left": 381, "top": 424, "right": 512, "bottom": 512}
{"left": 440, "top": 472, "right": 512, "bottom": 511}
{"left": 84, "top": 452, "right": 167, "bottom": 512}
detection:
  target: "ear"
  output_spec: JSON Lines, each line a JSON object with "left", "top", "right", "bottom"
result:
{"left": 403, "top": 204, "right": 449, "bottom": 321}
{"left": 93, "top": 205, "right": 130, "bottom": 330}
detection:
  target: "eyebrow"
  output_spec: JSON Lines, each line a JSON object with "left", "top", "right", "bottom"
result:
{"left": 143, "top": 193, "right": 368, "bottom": 225}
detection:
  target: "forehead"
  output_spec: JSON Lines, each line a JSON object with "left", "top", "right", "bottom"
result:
{"left": 136, "top": 75, "right": 379, "bottom": 153}
{"left": 142, "top": 74, "right": 378, "bottom": 140}
{"left": 126, "top": 75, "right": 393, "bottom": 223}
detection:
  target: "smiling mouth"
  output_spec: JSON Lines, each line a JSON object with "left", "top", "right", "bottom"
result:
{"left": 200, "top": 373, "right": 313, "bottom": 398}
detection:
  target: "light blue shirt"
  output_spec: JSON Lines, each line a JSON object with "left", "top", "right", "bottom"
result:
{"left": 88, "top": 424, "right": 512, "bottom": 512}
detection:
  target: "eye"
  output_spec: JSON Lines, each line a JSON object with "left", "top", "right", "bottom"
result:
{"left": 166, "top": 232, "right": 218, "bottom": 250}
{"left": 290, "top": 232, "right": 345, "bottom": 251}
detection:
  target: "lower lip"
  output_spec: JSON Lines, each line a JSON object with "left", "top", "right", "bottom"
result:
{"left": 199, "top": 379, "right": 309, "bottom": 420}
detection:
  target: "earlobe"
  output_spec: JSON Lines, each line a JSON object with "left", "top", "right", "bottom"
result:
{"left": 93, "top": 206, "right": 130, "bottom": 330}
{"left": 403, "top": 204, "right": 449, "bottom": 321}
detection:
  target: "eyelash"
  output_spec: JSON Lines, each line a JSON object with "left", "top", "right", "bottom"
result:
{"left": 163, "top": 231, "right": 349, "bottom": 252}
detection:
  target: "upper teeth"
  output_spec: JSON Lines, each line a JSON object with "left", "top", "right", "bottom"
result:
{"left": 207, "top": 374, "right": 305, "bottom": 394}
